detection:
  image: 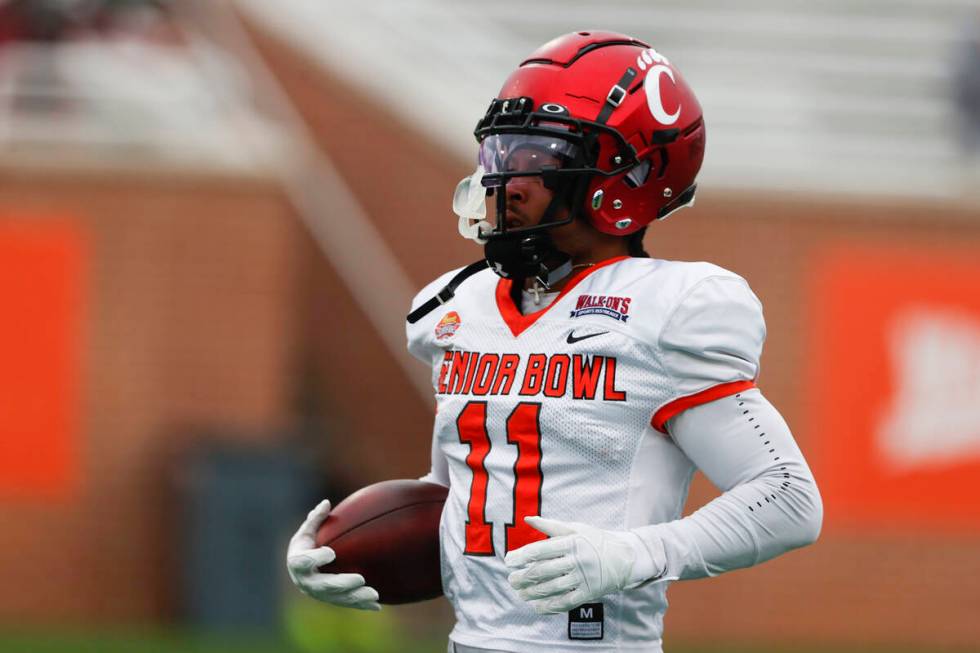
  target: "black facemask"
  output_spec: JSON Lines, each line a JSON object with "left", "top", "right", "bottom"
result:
{"left": 479, "top": 158, "right": 580, "bottom": 289}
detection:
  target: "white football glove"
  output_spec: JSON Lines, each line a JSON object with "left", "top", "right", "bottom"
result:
{"left": 504, "top": 516, "right": 665, "bottom": 614}
{"left": 286, "top": 499, "right": 381, "bottom": 611}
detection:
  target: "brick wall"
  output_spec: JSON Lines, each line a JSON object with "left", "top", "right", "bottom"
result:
{"left": 0, "top": 168, "right": 304, "bottom": 621}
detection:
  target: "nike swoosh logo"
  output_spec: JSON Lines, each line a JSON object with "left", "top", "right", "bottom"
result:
{"left": 566, "top": 330, "right": 609, "bottom": 344}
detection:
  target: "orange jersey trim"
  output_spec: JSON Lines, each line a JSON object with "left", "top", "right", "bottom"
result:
{"left": 651, "top": 379, "right": 757, "bottom": 434}
{"left": 495, "top": 255, "right": 629, "bottom": 338}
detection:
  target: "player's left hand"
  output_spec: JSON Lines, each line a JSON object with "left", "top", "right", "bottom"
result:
{"left": 504, "top": 516, "right": 656, "bottom": 614}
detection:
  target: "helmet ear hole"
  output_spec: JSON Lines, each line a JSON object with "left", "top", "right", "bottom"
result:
{"left": 623, "top": 160, "right": 651, "bottom": 188}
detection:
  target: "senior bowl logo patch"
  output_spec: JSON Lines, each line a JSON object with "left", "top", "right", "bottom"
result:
{"left": 570, "top": 295, "right": 632, "bottom": 323}
{"left": 435, "top": 311, "right": 462, "bottom": 340}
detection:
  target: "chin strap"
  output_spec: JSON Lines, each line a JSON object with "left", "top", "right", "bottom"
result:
{"left": 406, "top": 259, "right": 490, "bottom": 324}
{"left": 536, "top": 257, "right": 573, "bottom": 288}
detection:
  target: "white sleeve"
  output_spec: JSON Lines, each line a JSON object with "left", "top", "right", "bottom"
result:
{"left": 651, "top": 275, "right": 766, "bottom": 431}
{"left": 633, "top": 388, "right": 822, "bottom": 581}
{"left": 418, "top": 422, "right": 450, "bottom": 488}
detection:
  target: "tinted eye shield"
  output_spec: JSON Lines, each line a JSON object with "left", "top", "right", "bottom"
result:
{"left": 474, "top": 102, "right": 638, "bottom": 175}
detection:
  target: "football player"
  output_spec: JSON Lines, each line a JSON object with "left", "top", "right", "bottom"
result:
{"left": 288, "top": 31, "right": 822, "bottom": 653}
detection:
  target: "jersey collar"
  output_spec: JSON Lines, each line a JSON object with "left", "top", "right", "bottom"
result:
{"left": 495, "top": 255, "right": 629, "bottom": 337}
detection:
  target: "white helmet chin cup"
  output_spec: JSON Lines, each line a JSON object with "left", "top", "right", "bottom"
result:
{"left": 453, "top": 166, "right": 491, "bottom": 244}
{"left": 458, "top": 217, "right": 492, "bottom": 244}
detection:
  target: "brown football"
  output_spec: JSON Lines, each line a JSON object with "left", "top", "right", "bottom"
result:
{"left": 314, "top": 479, "right": 448, "bottom": 604}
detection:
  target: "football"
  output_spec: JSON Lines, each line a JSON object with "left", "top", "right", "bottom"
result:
{"left": 314, "top": 479, "right": 449, "bottom": 604}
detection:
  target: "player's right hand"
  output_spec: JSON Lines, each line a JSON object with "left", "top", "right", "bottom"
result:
{"left": 286, "top": 499, "right": 382, "bottom": 611}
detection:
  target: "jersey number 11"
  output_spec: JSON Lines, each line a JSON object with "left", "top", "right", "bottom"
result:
{"left": 456, "top": 401, "right": 547, "bottom": 556}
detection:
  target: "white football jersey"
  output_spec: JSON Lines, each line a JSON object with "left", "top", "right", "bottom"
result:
{"left": 407, "top": 255, "right": 765, "bottom": 652}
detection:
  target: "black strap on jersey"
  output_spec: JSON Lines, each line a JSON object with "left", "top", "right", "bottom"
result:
{"left": 595, "top": 66, "right": 637, "bottom": 125}
{"left": 406, "top": 259, "right": 490, "bottom": 324}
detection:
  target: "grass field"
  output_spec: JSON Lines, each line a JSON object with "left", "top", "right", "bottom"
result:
{"left": 0, "top": 601, "right": 968, "bottom": 653}
{"left": 0, "top": 630, "right": 972, "bottom": 653}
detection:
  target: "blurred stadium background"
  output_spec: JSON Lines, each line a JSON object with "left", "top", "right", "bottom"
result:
{"left": 1, "top": 0, "right": 979, "bottom": 651}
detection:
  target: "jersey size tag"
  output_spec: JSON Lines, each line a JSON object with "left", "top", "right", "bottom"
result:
{"left": 568, "top": 603, "right": 604, "bottom": 640}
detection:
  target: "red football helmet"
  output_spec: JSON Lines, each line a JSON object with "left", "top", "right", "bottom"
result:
{"left": 458, "top": 31, "right": 705, "bottom": 242}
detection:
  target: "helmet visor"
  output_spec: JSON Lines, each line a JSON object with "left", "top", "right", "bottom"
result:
{"left": 478, "top": 134, "right": 580, "bottom": 180}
